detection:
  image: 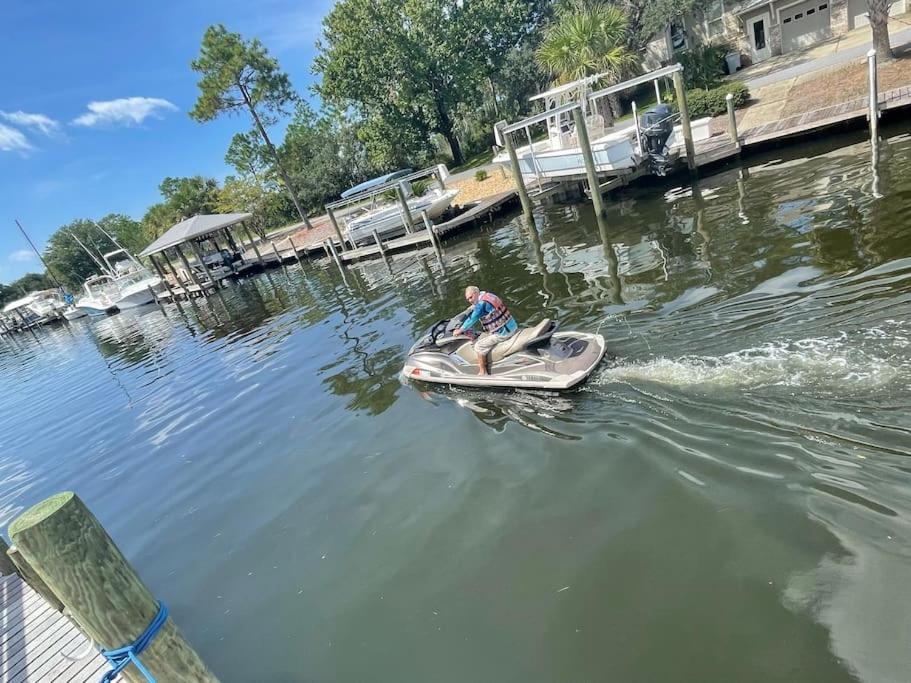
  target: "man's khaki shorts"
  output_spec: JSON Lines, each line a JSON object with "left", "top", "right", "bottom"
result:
{"left": 473, "top": 328, "right": 517, "bottom": 356}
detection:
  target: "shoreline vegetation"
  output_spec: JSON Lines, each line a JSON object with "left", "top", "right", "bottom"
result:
{"left": 4, "top": 2, "right": 909, "bottom": 308}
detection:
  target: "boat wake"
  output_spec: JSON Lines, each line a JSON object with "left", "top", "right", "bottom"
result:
{"left": 594, "top": 324, "right": 911, "bottom": 391}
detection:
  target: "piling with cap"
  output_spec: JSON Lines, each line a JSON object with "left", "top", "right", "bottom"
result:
{"left": 326, "top": 207, "right": 347, "bottom": 251}
{"left": 726, "top": 93, "right": 740, "bottom": 150}
{"left": 671, "top": 68, "right": 696, "bottom": 172}
{"left": 395, "top": 182, "right": 415, "bottom": 235}
{"left": 8, "top": 492, "right": 218, "bottom": 682}
{"left": 571, "top": 106, "right": 606, "bottom": 217}
{"left": 496, "top": 123, "right": 534, "bottom": 219}
{"left": 867, "top": 49, "right": 879, "bottom": 142}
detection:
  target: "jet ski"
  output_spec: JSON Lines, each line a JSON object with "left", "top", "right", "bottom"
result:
{"left": 402, "top": 312, "right": 606, "bottom": 390}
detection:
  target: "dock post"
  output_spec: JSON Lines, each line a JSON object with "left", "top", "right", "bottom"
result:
{"left": 148, "top": 254, "right": 177, "bottom": 301}
{"left": 243, "top": 225, "right": 265, "bottom": 267}
{"left": 270, "top": 241, "right": 286, "bottom": 269}
{"left": 176, "top": 244, "right": 204, "bottom": 296}
{"left": 867, "top": 49, "right": 879, "bottom": 142}
{"left": 671, "top": 68, "right": 697, "bottom": 173}
{"left": 654, "top": 78, "right": 662, "bottom": 104}
{"left": 433, "top": 165, "right": 447, "bottom": 190}
{"left": 326, "top": 207, "right": 347, "bottom": 252}
{"left": 289, "top": 236, "right": 303, "bottom": 266}
{"left": 0, "top": 536, "right": 17, "bottom": 575}
{"left": 726, "top": 93, "right": 740, "bottom": 150}
{"left": 497, "top": 123, "right": 534, "bottom": 220}
{"left": 9, "top": 492, "right": 218, "bottom": 682}
{"left": 189, "top": 240, "right": 216, "bottom": 290}
{"left": 421, "top": 211, "right": 444, "bottom": 263}
{"left": 395, "top": 182, "right": 415, "bottom": 235}
{"left": 161, "top": 250, "right": 186, "bottom": 300}
{"left": 631, "top": 101, "right": 642, "bottom": 155}
{"left": 571, "top": 106, "right": 606, "bottom": 217}
{"left": 7, "top": 544, "right": 64, "bottom": 612}
{"left": 326, "top": 239, "right": 344, "bottom": 274}
{"left": 372, "top": 229, "right": 387, "bottom": 260}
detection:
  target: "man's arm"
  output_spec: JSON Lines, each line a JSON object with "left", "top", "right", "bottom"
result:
{"left": 456, "top": 303, "right": 484, "bottom": 334}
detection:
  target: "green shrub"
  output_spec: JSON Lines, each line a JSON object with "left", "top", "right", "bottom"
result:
{"left": 474, "top": 169, "right": 489, "bottom": 182}
{"left": 686, "top": 82, "right": 750, "bottom": 118}
{"left": 411, "top": 179, "right": 431, "bottom": 196}
{"left": 679, "top": 42, "right": 733, "bottom": 90}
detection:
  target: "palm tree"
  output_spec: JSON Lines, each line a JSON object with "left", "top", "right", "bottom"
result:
{"left": 536, "top": 2, "right": 637, "bottom": 120}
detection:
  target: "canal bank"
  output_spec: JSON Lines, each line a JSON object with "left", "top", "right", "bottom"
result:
{"left": 3, "top": 122, "right": 911, "bottom": 681}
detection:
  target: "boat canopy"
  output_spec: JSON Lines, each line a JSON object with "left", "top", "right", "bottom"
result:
{"left": 340, "top": 170, "right": 414, "bottom": 199}
{"left": 2, "top": 294, "right": 37, "bottom": 313}
{"left": 139, "top": 213, "right": 252, "bottom": 257}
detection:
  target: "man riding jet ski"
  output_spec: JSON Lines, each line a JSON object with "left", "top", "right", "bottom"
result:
{"left": 402, "top": 285, "right": 607, "bottom": 391}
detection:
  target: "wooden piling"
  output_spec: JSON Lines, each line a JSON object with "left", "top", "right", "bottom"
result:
{"left": 289, "top": 236, "right": 303, "bottom": 266}
{"left": 867, "top": 48, "right": 879, "bottom": 142}
{"left": 421, "top": 211, "right": 444, "bottom": 263}
{"left": 161, "top": 250, "right": 185, "bottom": 300}
{"left": 654, "top": 78, "right": 662, "bottom": 104}
{"left": 270, "top": 241, "right": 286, "bottom": 269}
{"left": 176, "top": 244, "right": 204, "bottom": 295}
{"left": 672, "top": 69, "right": 696, "bottom": 172}
{"left": 395, "top": 182, "right": 415, "bottom": 235}
{"left": 189, "top": 241, "right": 215, "bottom": 287}
{"left": 631, "top": 101, "right": 642, "bottom": 155}
{"left": 9, "top": 492, "right": 218, "bottom": 683}
{"left": 372, "top": 230, "right": 387, "bottom": 259}
{"left": 726, "top": 93, "right": 740, "bottom": 149}
{"left": 148, "top": 254, "right": 177, "bottom": 301}
{"left": 7, "top": 544, "right": 64, "bottom": 612}
{"left": 571, "top": 106, "right": 606, "bottom": 217}
{"left": 0, "top": 536, "right": 17, "bottom": 575}
{"left": 326, "top": 240, "right": 344, "bottom": 273}
{"left": 497, "top": 123, "right": 534, "bottom": 219}
{"left": 326, "top": 207, "right": 347, "bottom": 251}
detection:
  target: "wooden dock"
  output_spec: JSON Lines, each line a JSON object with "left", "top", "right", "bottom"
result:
{"left": 333, "top": 190, "right": 518, "bottom": 264}
{"left": 740, "top": 84, "right": 911, "bottom": 146}
{"left": 0, "top": 573, "right": 109, "bottom": 682}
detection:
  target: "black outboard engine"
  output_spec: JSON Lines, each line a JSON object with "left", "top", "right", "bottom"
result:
{"left": 640, "top": 103, "right": 675, "bottom": 176}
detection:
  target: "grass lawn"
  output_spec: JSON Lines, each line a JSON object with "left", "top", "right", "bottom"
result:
{"left": 450, "top": 148, "right": 495, "bottom": 174}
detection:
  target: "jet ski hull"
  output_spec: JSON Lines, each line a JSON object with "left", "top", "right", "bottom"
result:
{"left": 403, "top": 331, "right": 606, "bottom": 390}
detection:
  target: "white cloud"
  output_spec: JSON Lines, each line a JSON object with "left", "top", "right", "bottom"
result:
{"left": 0, "top": 111, "right": 60, "bottom": 135}
{"left": 72, "top": 97, "right": 178, "bottom": 127}
{"left": 9, "top": 249, "right": 36, "bottom": 263}
{"left": 0, "top": 123, "right": 32, "bottom": 152}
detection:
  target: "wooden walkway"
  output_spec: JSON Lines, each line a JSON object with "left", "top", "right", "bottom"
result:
{"left": 0, "top": 573, "right": 109, "bottom": 682}
{"left": 332, "top": 190, "right": 519, "bottom": 264}
{"left": 741, "top": 84, "right": 911, "bottom": 146}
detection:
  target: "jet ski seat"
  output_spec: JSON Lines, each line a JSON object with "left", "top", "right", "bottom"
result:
{"left": 490, "top": 318, "right": 553, "bottom": 362}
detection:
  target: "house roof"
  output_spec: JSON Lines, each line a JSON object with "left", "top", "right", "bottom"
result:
{"left": 139, "top": 213, "right": 252, "bottom": 257}
{"left": 731, "top": 0, "right": 772, "bottom": 15}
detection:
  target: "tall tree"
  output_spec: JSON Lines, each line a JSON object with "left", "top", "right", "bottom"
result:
{"left": 190, "top": 24, "right": 312, "bottom": 228}
{"left": 537, "top": 2, "right": 636, "bottom": 120}
{"left": 140, "top": 176, "right": 221, "bottom": 242}
{"left": 225, "top": 131, "right": 269, "bottom": 180}
{"left": 866, "top": 0, "right": 894, "bottom": 60}
{"left": 314, "top": 0, "right": 543, "bottom": 168}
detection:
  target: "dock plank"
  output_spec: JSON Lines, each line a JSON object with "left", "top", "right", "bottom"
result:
{"left": 0, "top": 574, "right": 108, "bottom": 682}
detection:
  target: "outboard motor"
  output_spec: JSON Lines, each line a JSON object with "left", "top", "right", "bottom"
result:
{"left": 640, "top": 103, "right": 675, "bottom": 176}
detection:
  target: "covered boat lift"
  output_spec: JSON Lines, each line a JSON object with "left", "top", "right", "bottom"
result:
{"left": 138, "top": 213, "right": 255, "bottom": 299}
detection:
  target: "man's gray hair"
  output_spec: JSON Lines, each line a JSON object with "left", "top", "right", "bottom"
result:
{"left": 465, "top": 285, "right": 479, "bottom": 297}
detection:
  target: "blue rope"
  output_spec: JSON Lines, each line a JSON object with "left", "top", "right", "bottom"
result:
{"left": 100, "top": 600, "right": 168, "bottom": 683}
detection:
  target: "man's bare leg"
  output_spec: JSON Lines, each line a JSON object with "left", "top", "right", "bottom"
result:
{"left": 477, "top": 352, "right": 489, "bottom": 376}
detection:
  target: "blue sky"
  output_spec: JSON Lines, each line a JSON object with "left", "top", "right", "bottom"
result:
{"left": 0, "top": 0, "right": 334, "bottom": 283}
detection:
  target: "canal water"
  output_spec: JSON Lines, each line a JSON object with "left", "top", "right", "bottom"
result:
{"left": 2, "top": 127, "right": 911, "bottom": 682}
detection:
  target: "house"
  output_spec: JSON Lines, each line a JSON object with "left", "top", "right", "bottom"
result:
{"left": 645, "top": 0, "right": 908, "bottom": 67}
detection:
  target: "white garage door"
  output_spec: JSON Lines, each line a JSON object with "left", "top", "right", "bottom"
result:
{"left": 848, "top": 0, "right": 904, "bottom": 29}
{"left": 780, "top": 0, "right": 832, "bottom": 52}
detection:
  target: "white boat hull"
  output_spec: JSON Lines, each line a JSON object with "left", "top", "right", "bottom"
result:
{"left": 116, "top": 278, "right": 161, "bottom": 308}
{"left": 346, "top": 189, "right": 459, "bottom": 246}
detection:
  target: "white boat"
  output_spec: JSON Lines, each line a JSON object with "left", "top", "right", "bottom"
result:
{"left": 345, "top": 187, "right": 460, "bottom": 247}
{"left": 76, "top": 275, "right": 120, "bottom": 316}
{"left": 102, "top": 250, "right": 162, "bottom": 308}
{"left": 62, "top": 305, "right": 87, "bottom": 320}
{"left": 493, "top": 68, "right": 714, "bottom": 183}
{"left": 2, "top": 290, "right": 65, "bottom": 327}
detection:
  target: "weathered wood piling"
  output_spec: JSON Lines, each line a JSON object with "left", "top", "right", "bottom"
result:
{"left": 9, "top": 492, "right": 218, "bottom": 683}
